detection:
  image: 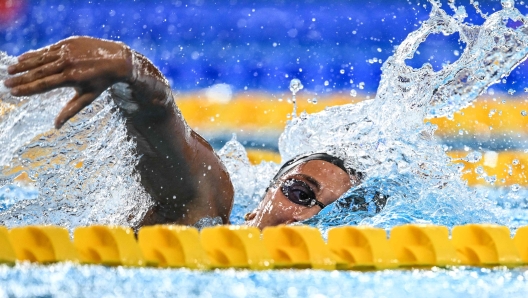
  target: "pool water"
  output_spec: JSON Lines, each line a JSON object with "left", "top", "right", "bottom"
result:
{"left": 2, "top": 1, "right": 528, "bottom": 297}
{"left": 1, "top": 261, "right": 528, "bottom": 297}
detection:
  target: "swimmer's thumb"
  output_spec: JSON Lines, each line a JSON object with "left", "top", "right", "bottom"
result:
{"left": 55, "top": 91, "right": 99, "bottom": 129}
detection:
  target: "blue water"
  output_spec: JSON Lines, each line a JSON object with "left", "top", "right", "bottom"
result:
{"left": 1, "top": 0, "right": 527, "bottom": 94}
{"left": 0, "top": 186, "right": 527, "bottom": 297}
{"left": 2, "top": 1, "right": 528, "bottom": 297}
{"left": 0, "top": 263, "right": 528, "bottom": 297}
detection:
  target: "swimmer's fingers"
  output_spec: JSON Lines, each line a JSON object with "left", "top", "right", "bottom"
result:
{"left": 55, "top": 92, "right": 98, "bottom": 129}
{"left": 4, "top": 61, "right": 63, "bottom": 88}
{"left": 16, "top": 41, "right": 64, "bottom": 62}
{"left": 7, "top": 51, "right": 60, "bottom": 75}
{"left": 9, "top": 73, "right": 66, "bottom": 96}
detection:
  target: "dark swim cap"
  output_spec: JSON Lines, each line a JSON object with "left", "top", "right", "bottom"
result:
{"left": 270, "top": 152, "right": 362, "bottom": 183}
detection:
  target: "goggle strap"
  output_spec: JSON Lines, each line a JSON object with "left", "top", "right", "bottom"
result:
{"left": 313, "top": 200, "right": 326, "bottom": 209}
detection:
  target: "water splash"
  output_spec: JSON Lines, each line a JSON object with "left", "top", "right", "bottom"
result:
{"left": 262, "top": 1, "right": 528, "bottom": 231}
{"left": 0, "top": 52, "right": 152, "bottom": 229}
{"left": 217, "top": 134, "right": 278, "bottom": 224}
{"left": 1, "top": 1, "right": 528, "bottom": 231}
{"left": 288, "top": 78, "right": 303, "bottom": 118}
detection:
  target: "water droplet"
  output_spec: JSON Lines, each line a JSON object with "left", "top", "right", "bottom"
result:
{"left": 340, "top": 69, "right": 345, "bottom": 74}
{"left": 501, "top": 0, "right": 514, "bottom": 8}
{"left": 312, "top": 98, "right": 318, "bottom": 104}
{"left": 350, "top": 89, "right": 357, "bottom": 97}
{"left": 289, "top": 79, "right": 303, "bottom": 118}
{"left": 508, "top": 89, "right": 515, "bottom": 95}
{"left": 475, "top": 166, "right": 485, "bottom": 174}
{"left": 458, "top": 129, "right": 464, "bottom": 135}
{"left": 485, "top": 175, "right": 496, "bottom": 184}
{"left": 278, "top": 98, "right": 283, "bottom": 102}
{"left": 464, "top": 151, "right": 482, "bottom": 163}
{"left": 324, "top": 81, "right": 329, "bottom": 86}
{"left": 511, "top": 184, "right": 521, "bottom": 192}
{"left": 524, "top": 87, "right": 528, "bottom": 92}
{"left": 522, "top": 110, "right": 527, "bottom": 116}
{"left": 358, "top": 82, "right": 365, "bottom": 90}
{"left": 488, "top": 109, "right": 496, "bottom": 117}
{"left": 513, "top": 159, "right": 520, "bottom": 165}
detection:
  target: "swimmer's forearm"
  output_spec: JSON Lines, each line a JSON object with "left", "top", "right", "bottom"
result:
{"left": 109, "top": 48, "right": 234, "bottom": 226}
{"left": 122, "top": 95, "right": 234, "bottom": 226}
{"left": 5, "top": 36, "right": 233, "bottom": 225}
{"left": 110, "top": 49, "right": 172, "bottom": 117}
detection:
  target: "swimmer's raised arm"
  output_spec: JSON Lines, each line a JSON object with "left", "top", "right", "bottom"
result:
{"left": 4, "top": 36, "right": 234, "bottom": 227}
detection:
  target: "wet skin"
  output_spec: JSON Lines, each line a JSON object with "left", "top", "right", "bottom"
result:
{"left": 4, "top": 36, "right": 354, "bottom": 228}
{"left": 245, "top": 160, "right": 355, "bottom": 229}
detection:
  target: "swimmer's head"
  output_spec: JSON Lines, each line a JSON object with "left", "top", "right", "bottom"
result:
{"left": 245, "top": 153, "right": 363, "bottom": 229}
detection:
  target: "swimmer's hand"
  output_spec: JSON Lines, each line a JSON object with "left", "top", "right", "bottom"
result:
{"left": 4, "top": 36, "right": 234, "bottom": 226}
{"left": 4, "top": 36, "right": 134, "bottom": 129}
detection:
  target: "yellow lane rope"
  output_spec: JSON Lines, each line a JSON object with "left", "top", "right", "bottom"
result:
{"left": 2, "top": 224, "right": 528, "bottom": 270}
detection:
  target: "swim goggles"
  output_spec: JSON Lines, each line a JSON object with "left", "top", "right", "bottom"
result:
{"left": 280, "top": 178, "right": 326, "bottom": 209}
{"left": 270, "top": 152, "right": 361, "bottom": 209}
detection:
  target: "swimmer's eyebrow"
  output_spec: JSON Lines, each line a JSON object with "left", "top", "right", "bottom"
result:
{"left": 293, "top": 173, "right": 321, "bottom": 192}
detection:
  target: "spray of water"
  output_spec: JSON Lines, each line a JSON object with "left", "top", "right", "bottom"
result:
{"left": 288, "top": 78, "right": 303, "bottom": 118}
{"left": 1, "top": 1, "right": 528, "bottom": 231}
{"left": 0, "top": 52, "right": 151, "bottom": 229}
{"left": 224, "top": 1, "right": 528, "bottom": 231}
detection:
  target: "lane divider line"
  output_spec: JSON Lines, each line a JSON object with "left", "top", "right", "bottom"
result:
{"left": 1, "top": 224, "right": 527, "bottom": 270}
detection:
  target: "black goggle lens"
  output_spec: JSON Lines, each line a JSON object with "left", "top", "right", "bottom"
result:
{"left": 281, "top": 179, "right": 325, "bottom": 208}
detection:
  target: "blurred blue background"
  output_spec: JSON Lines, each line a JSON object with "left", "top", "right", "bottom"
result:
{"left": 1, "top": 0, "right": 528, "bottom": 95}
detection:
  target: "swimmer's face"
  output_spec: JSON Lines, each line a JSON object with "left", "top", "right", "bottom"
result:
{"left": 245, "top": 160, "right": 356, "bottom": 229}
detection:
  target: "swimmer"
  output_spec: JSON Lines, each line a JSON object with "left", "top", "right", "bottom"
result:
{"left": 3, "top": 36, "right": 363, "bottom": 229}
